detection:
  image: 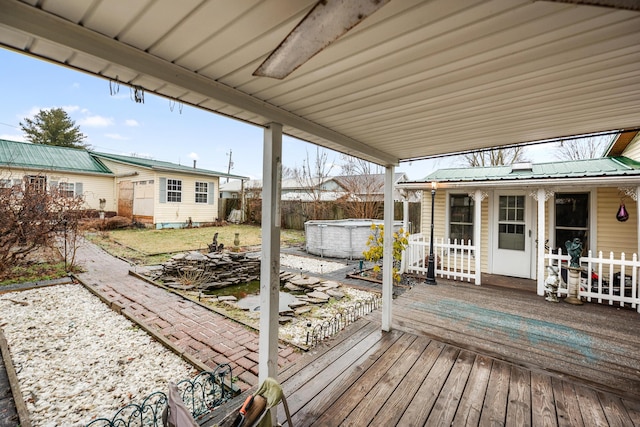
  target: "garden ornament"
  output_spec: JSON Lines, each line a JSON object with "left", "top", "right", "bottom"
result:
{"left": 565, "top": 238, "right": 582, "bottom": 268}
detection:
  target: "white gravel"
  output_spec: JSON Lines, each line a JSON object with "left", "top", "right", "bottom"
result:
{"left": 280, "top": 253, "right": 349, "bottom": 274}
{"left": 0, "top": 284, "right": 197, "bottom": 427}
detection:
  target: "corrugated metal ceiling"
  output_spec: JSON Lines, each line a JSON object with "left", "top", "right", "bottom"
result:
{"left": 0, "top": 0, "right": 638, "bottom": 166}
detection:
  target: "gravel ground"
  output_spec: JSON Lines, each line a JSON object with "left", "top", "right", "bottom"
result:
{"left": 0, "top": 285, "right": 197, "bottom": 427}
{"left": 279, "top": 253, "right": 349, "bottom": 274}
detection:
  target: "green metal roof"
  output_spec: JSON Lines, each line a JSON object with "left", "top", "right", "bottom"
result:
{"left": 0, "top": 139, "right": 112, "bottom": 174}
{"left": 414, "top": 157, "right": 640, "bottom": 183}
{"left": 91, "top": 151, "right": 248, "bottom": 180}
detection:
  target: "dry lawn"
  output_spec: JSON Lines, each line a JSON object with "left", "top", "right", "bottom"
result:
{"left": 95, "top": 224, "right": 304, "bottom": 255}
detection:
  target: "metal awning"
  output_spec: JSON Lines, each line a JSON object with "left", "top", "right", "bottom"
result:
{"left": 1, "top": 0, "right": 638, "bottom": 165}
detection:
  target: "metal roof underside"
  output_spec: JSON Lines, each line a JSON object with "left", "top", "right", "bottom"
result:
{"left": 418, "top": 156, "right": 640, "bottom": 182}
{"left": 0, "top": 0, "right": 639, "bottom": 167}
{"left": 0, "top": 139, "right": 113, "bottom": 174}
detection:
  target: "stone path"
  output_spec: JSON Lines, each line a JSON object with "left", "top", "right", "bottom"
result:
{"left": 73, "top": 239, "right": 299, "bottom": 392}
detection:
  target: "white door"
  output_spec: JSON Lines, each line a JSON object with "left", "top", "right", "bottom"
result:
{"left": 492, "top": 193, "right": 532, "bottom": 278}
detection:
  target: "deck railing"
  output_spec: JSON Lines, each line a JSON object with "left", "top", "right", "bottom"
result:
{"left": 405, "top": 234, "right": 478, "bottom": 284}
{"left": 545, "top": 248, "right": 640, "bottom": 311}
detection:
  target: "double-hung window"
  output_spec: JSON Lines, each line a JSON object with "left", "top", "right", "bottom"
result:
{"left": 167, "top": 179, "right": 182, "bottom": 202}
{"left": 195, "top": 182, "right": 208, "bottom": 203}
{"left": 449, "top": 194, "right": 474, "bottom": 244}
{"left": 59, "top": 182, "right": 75, "bottom": 198}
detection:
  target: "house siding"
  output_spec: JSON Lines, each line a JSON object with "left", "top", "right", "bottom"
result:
{"left": 0, "top": 168, "right": 113, "bottom": 211}
{"left": 621, "top": 135, "right": 640, "bottom": 161}
{"left": 596, "top": 187, "right": 638, "bottom": 258}
{"left": 154, "top": 173, "right": 219, "bottom": 227}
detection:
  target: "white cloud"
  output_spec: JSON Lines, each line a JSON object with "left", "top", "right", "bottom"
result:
{"left": 62, "top": 105, "right": 80, "bottom": 114}
{"left": 78, "top": 115, "right": 114, "bottom": 127}
{"left": 105, "top": 133, "right": 130, "bottom": 141}
{"left": 125, "top": 119, "right": 139, "bottom": 127}
{"left": 188, "top": 152, "right": 199, "bottom": 160}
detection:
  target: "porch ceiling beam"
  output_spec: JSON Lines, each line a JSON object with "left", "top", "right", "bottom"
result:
{"left": 0, "top": 0, "right": 399, "bottom": 167}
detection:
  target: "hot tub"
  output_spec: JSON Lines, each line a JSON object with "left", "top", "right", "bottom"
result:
{"left": 304, "top": 219, "right": 404, "bottom": 259}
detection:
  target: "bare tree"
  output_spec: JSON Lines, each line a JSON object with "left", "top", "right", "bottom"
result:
{"left": 335, "top": 155, "right": 384, "bottom": 219}
{"left": 291, "top": 147, "right": 335, "bottom": 220}
{"left": 0, "top": 176, "right": 85, "bottom": 278}
{"left": 554, "top": 136, "right": 612, "bottom": 161}
{"left": 463, "top": 146, "right": 526, "bottom": 167}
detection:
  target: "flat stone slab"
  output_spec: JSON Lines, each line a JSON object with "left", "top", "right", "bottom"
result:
{"left": 284, "top": 283, "right": 304, "bottom": 292}
{"left": 218, "top": 296, "right": 238, "bottom": 302}
{"left": 288, "top": 301, "right": 308, "bottom": 309}
{"left": 307, "top": 291, "right": 330, "bottom": 301}
{"left": 326, "top": 289, "right": 345, "bottom": 300}
{"left": 289, "top": 277, "right": 322, "bottom": 288}
{"left": 294, "top": 307, "right": 313, "bottom": 315}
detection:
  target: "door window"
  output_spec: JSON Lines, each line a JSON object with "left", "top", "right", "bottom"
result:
{"left": 498, "top": 195, "right": 525, "bottom": 251}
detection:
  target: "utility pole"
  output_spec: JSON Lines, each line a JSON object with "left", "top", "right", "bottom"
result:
{"left": 226, "top": 149, "right": 233, "bottom": 183}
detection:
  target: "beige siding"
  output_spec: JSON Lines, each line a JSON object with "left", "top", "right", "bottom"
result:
{"left": 0, "top": 167, "right": 114, "bottom": 211}
{"left": 154, "top": 172, "right": 220, "bottom": 226}
{"left": 621, "top": 135, "right": 640, "bottom": 161}
{"left": 480, "top": 198, "right": 490, "bottom": 273}
{"left": 596, "top": 187, "right": 638, "bottom": 258}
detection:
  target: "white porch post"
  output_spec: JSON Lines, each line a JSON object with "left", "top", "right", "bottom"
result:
{"left": 536, "top": 188, "right": 547, "bottom": 296}
{"left": 473, "top": 190, "right": 484, "bottom": 285}
{"left": 259, "top": 123, "right": 282, "bottom": 383}
{"left": 400, "top": 199, "right": 409, "bottom": 273}
{"left": 382, "top": 166, "right": 394, "bottom": 331}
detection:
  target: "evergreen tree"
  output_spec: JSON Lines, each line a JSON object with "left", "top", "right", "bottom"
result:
{"left": 20, "top": 108, "right": 88, "bottom": 149}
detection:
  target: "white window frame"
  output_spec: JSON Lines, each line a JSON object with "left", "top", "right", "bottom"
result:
{"left": 195, "top": 181, "right": 208, "bottom": 204}
{"left": 167, "top": 179, "right": 182, "bottom": 203}
{"left": 59, "top": 182, "right": 75, "bottom": 198}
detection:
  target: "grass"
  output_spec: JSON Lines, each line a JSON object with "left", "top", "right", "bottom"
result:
{"left": 0, "top": 262, "right": 76, "bottom": 286}
{"left": 88, "top": 224, "right": 305, "bottom": 264}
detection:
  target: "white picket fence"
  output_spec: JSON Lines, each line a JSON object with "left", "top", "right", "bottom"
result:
{"left": 405, "top": 234, "right": 479, "bottom": 283}
{"left": 545, "top": 248, "right": 640, "bottom": 311}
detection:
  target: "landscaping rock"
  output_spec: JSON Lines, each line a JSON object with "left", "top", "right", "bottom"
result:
{"left": 307, "top": 291, "right": 330, "bottom": 301}
{"left": 326, "top": 289, "right": 345, "bottom": 300}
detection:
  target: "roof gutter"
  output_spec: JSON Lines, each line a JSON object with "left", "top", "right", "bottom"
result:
{"left": 397, "top": 175, "right": 640, "bottom": 190}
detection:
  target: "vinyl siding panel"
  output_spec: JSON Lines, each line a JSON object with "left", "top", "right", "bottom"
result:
{"left": 0, "top": 167, "right": 114, "bottom": 211}
{"left": 596, "top": 187, "right": 638, "bottom": 258}
{"left": 153, "top": 172, "right": 220, "bottom": 226}
{"left": 621, "top": 135, "right": 640, "bottom": 162}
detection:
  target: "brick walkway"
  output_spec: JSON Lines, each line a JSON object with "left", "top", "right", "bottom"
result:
{"left": 74, "top": 239, "right": 299, "bottom": 392}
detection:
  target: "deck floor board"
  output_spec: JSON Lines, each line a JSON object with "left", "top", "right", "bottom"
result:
{"left": 207, "top": 279, "right": 640, "bottom": 426}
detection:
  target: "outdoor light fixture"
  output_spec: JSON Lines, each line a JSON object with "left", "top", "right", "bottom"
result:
{"left": 253, "top": 0, "right": 390, "bottom": 79}
{"left": 426, "top": 181, "right": 437, "bottom": 285}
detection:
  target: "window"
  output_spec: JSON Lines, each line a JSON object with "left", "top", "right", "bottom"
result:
{"left": 27, "top": 175, "right": 46, "bottom": 191}
{"left": 167, "top": 179, "right": 182, "bottom": 202}
{"left": 449, "top": 194, "right": 474, "bottom": 243}
{"left": 555, "top": 193, "right": 589, "bottom": 253}
{"left": 59, "top": 182, "right": 75, "bottom": 198}
{"left": 498, "top": 195, "right": 525, "bottom": 251}
{"left": 195, "top": 182, "right": 208, "bottom": 203}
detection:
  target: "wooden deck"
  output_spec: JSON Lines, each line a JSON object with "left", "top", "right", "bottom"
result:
{"left": 209, "top": 279, "right": 640, "bottom": 426}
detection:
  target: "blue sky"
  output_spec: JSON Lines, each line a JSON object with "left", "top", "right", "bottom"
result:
{"left": 0, "top": 48, "right": 588, "bottom": 180}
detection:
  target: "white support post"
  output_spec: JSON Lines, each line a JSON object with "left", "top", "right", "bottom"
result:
{"left": 637, "top": 186, "right": 640, "bottom": 257}
{"left": 401, "top": 199, "right": 409, "bottom": 273}
{"left": 259, "top": 123, "right": 282, "bottom": 383}
{"left": 382, "top": 166, "right": 394, "bottom": 331}
{"left": 473, "top": 190, "right": 483, "bottom": 285}
{"left": 537, "top": 188, "right": 547, "bottom": 296}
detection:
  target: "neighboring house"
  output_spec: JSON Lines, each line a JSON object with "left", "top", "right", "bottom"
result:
{"left": 0, "top": 139, "right": 114, "bottom": 210}
{"left": 0, "top": 139, "right": 247, "bottom": 228}
{"left": 221, "top": 172, "right": 414, "bottom": 202}
{"left": 398, "top": 131, "right": 640, "bottom": 296}
{"left": 90, "top": 152, "right": 247, "bottom": 228}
